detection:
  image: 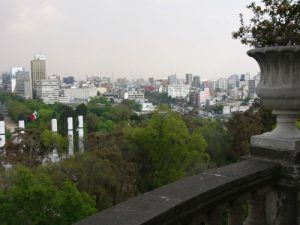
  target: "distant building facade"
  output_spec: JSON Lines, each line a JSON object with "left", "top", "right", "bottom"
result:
{"left": 1, "top": 72, "right": 12, "bottom": 92}
{"left": 167, "top": 85, "right": 190, "bottom": 99}
{"left": 36, "top": 79, "right": 59, "bottom": 104}
{"left": 31, "top": 54, "right": 46, "bottom": 89}
{"left": 11, "top": 67, "right": 25, "bottom": 92}
{"left": 216, "top": 78, "right": 228, "bottom": 91}
{"left": 185, "top": 73, "right": 193, "bottom": 86}
{"left": 15, "top": 70, "right": 32, "bottom": 99}
{"left": 168, "top": 74, "right": 177, "bottom": 85}
{"left": 124, "top": 91, "right": 144, "bottom": 101}
{"left": 63, "top": 76, "right": 75, "bottom": 85}
{"left": 192, "top": 75, "right": 201, "bottom": 88}
{"left": 62, "top": 87, "right": 98, "bottom": 102}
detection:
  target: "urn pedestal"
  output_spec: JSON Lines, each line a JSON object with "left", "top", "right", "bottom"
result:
{"left": 248, "top": 46, "right": 300, "bottom": 225}
{"left": 248, "top": 46, "right": 300, "bottom": 154}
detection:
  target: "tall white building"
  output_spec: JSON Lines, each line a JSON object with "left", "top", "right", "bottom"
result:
{"left": 124, "top": 91, "right": 144, "bottom": 101}
{"left": 167, "top": 85, "right": 190, "bottom": 99}
{"left": 216, "top": 78, "right": 228, "bottom": 91}
{"left": 11, "top": 67, "right": 25, "bottom": 92}
{"left": 36, "top": 79, "right": 59, "bottom": 104}
{"left": 62, "top": 87, "right": 98, "bottom": 102}
{"left": 15, "top": 70, "right": 32, "bottom": 99}
{"left": 168, "top": 74, "right": 177, "bottom": 85}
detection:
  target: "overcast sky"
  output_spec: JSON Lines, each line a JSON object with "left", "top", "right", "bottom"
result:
{"left": 0, "top": 0, "right": 260, "bottom": 80}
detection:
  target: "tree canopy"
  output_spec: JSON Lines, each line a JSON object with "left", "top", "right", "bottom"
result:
{"left": 124, "top": 108, "right": 209, "bottom": 191}
{"left": 0, "top": 166, "right": 96, "bottom": 225}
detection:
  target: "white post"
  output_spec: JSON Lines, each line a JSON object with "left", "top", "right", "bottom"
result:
{"left": 67, "top": 117, "right": 74, "bottom": 156}
{"left": 78, "top": 115, "right": 84, "bottom": 153}
{"left": 0, "top": 120, "right": 5, "bottom": 147}
{"left": 18, "top": 120, "right": 25, "bottom": 133}
{"left": 51, "top": 118, "right": 59, "bottom": 162}
{"left": 51, "top": 118, "right": 58, "bottom": 132}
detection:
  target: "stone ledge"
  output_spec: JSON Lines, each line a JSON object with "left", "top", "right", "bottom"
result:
{"left": 251, "top": 134, "right": 300, "bottom": 151}
{"left": 74, "top": 159, "right": 280, "bottom": 225}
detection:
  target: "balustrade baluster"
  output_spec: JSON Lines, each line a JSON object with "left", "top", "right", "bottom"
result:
{"left": 228, "top": 200, "right": 244, "bottom": 225}
{"left": 244, "top": 191, "right": 267, "bottom": 225}
{"left": 187, "top": 214, "right": 205, "bottom": 225}
{"left": 205, "top": 208, "right": 223, "bottom": 225}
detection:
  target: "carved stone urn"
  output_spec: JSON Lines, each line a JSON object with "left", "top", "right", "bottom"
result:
{"left": 248, "top": 46, "right": 300, "bottom": 151}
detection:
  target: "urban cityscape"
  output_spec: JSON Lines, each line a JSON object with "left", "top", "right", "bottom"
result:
{"left": 1, "top": 54, "right": 259, "bottom": 117}
{"left": 1, "top": 0, "right": 299, "bottom": 224}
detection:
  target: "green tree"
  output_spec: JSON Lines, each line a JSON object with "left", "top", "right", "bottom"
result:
{"left": 40, "top": 130, "right": 68, "bottom": 158}
{"left": 226, "top": 103, "right": 275, "bottom": 160}
{"left": 124, "top": 109, "right": 209, "bottom": 191}
{"left": 75, "top": 103, "right": 88, "bottom": 117}
{"left": 3, "top": 128, "right": 67, "bottom": 167}
{"left": 86, "top": 112, "right": 101, "bottom": 132}
{"left": 6, "top": 100, "right": 31, "bottom": 122}
{"left": 144, "top": 91, "right": 172, "bottom": 105}
{"left": 122, "top": 100, "right": 141, "bottom": 111}
{"left": 58, "top": 105, "right": 75, "bottom": 136}
{"left": 233, "top": 0, "right": 300, "bottom": 47}
{"left": 0, "top": 166, "right": 96, "bottom": 225}
{"left": 197, "top": 119, "right": 232, "bottom": 166}
{"left": 42, "top": 147, "right": 137, "bottom": 211}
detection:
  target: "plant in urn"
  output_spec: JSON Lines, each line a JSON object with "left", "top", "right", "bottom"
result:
{"left": 233, "top": 0, "right": 300, "bottom": 152}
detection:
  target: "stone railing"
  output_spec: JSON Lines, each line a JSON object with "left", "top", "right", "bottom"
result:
{"left": 75, "top": 46, "right": 300, "bottom": 225}
{"left": 74, "top": 159, "right": 281, "bottom": 225}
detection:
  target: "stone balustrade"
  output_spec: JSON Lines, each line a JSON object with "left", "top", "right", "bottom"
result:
{"left": 75, "top": 46, "right": 300, "bottom": 225}
{"left": 74, "top": 159, "right": 281, "bottom": 225}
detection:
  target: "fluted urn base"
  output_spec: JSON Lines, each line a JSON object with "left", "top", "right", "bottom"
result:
{"left": 252, "top": 110, "right": 300, "bottom": 152}
{"left": 248, "top": 46, "right": 300, "bottom": 160}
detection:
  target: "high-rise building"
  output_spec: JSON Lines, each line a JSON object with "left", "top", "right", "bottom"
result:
{"left": 148, "top": 77, "right": 154, "bottom": 86}
{"left": 168, "top": 74, "right": 177, "bottom": 85}
{"left": 216, "top": 78, "right": 228, "bottom": 91}
{"left": 192, "top": 75, "right": 201, "bottom": 88}
{"left": 31, "top": 54, "right": 46, "bottom": 89}
{"left": 189, "top": 88, "right": 201, "bottom": 107}
{"left": 36, "top": 79, "right": 59, "bottom": 104}
{"left": 1, "top": 72, "right": 12, "bottom": 92}
{"left": 228, "top": 74, "right": 239, "bottom": 89}
{"left": 15, "top": 70, "right": 32, "bottom": 99}
{"left": 248, "top": 77, "right": 260, "bottom": 99}
{"left": 185, "top": 73, "right": 193, "bottom": 86}
{"left": 63, "top": 76, "right": 75, "bottom": 85}
{"left": 167, "top": 85, "right": 190, "bottom": 99}
{"left": 240, "top": 73, "right": 250, "bottom": 81}
{"left": 0, "top": 68, "right": 25, "bottom": 93}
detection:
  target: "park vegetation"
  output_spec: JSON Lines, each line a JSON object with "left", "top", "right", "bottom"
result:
{"left": 0, "top": 90, "right": 275, "bottom": 224}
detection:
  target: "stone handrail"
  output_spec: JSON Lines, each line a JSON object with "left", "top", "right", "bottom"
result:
{"left": 74, "top": 159, "right": 280, "bottom": 225}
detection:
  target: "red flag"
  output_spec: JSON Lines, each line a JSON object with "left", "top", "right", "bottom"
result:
{"left": 30, "top": 111, "right": 38, "bottom": 121}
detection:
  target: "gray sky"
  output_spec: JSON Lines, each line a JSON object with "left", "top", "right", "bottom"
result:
{"left": 0, "top": 0, "right": 259, "bottom": 80}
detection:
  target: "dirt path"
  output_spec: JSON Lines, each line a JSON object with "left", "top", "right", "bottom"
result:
{"left": 4, "top": 116, "right": 17, "bottom": 132}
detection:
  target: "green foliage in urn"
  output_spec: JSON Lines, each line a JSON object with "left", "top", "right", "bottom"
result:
{"left": 233, "top": 0, "right": 300, "bottom": 47}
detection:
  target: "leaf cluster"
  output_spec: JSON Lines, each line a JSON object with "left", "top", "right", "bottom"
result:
{"left": 0, "top": 166, "right": 96, "bottom": 225}
{"left": 124, "top": 109, "right": 210, "bottom": 191}
{"left": 226, "top": 103, "right": 275, "bottom": 159}
{"left": 233, "top": 0, "right": 300, "bottom": 47}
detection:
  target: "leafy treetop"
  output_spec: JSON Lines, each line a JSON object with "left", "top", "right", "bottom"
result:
{"left": 233, "top": 0, "right": 300, "bottom": 47}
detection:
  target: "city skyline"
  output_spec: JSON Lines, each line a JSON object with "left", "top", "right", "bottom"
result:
{"left": 0, "top": 0, "right": 260, "bottom": 80}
